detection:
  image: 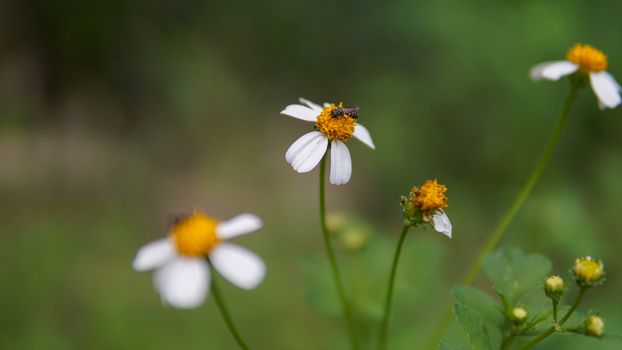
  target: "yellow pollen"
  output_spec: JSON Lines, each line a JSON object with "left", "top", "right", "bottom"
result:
{"left": 315, "top": 103, "right": 356, "bottom": 141}
{"left": 573, "top": 256, "right": 604, "bottom": 282}
{"left": 566, "top": 44, "right": 608, "bottom": 72}
{"left": 410, "top": 179, "right": 448, "bottom": 213}
{"left": 170, "top": 212, "right": 220, "bottom": 257}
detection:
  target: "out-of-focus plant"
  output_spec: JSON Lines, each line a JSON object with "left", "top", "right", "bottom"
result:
{"left": 443, "top": 248, "right": 619, "bottom": 350}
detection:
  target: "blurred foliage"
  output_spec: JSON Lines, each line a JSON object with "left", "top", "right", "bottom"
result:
{"left": 449, "top": 248, "right": 621, "bottom": 349}
{"left": 1, "top": 0, "right": 622, "bottom": 349}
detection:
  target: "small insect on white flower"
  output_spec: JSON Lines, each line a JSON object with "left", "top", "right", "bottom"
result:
{"left": 281, "top": 98, "right": 375, "bottom": 185}
{"left": 133, "top": 212, "right": 265, "bottom": 309}
{"left": 530, "top": 43, "right": 621, "bottom": 109}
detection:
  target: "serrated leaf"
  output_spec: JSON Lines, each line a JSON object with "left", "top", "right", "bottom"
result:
{"left": 453, "top": 303, "right": 492, "bottom": 350}
{"left": 452, "top": 285, "right": 504, "bottom": 326}
{"left": 482, "top": 247, "right": 551, "bottom": 303}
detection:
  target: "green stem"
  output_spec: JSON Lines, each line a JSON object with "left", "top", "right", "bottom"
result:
{"left": 211, "top": 274, "right": 251, "bottom": 350}
{"left": 319, "top": 155, "right": 359, "bottom": 350}
{"left": 500, "top": 334, "right": 516, "bottom": 350}
{"left": 552, "top": 299, "right": 559, "bottom": 323}
{"left": 516, "top": 287, "right": 587, "bottom": 350}
{"left": 558, "top": 287, "right": 586, "bottom": 325}
{"left": 378, "top": 225, "right": 411, "bottom": 350}
{"left": 426, "top": 83, "right": 580, "bottom": 350}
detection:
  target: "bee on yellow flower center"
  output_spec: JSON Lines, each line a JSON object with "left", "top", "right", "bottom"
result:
{"left": 170, "top": 213, "right": 220, "bottom": 257}
{"left": 566, "top": 44, "right": 608, "bottom": 72}
{"left": 410, "top": 179, "right": 448, "bottom": 214}
{"left": 315, "top": 103, "right": 357, "bottom": 141}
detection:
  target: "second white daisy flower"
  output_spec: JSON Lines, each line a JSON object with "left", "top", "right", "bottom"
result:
{"left": 281, "top": 98, "right": 375, "bottom": 185}
{"left": 530, "top": 43, "right": 621, "bottom": 109}
{"left": 133, "top": 212, "right": 266, "bottom": 309}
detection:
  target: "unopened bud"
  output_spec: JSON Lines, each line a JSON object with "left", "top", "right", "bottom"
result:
{"left": 511, "top": 307, "right": 528, "bottom": 324}
{"left": 544, "top": 275, "right": 565, "bottom": 299}
{"left": 585, "top": 315, "right": 605, "bottom": 337}
{"left": 341, "top": 229, "right": 367, "bottom": 251}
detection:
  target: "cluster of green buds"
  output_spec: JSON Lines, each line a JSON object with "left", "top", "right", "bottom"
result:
{"left": 326, "top": 213, "right": 369, "bottom": 252}
{"left": 542, "top": 256, "right": 607, "bottom": 338}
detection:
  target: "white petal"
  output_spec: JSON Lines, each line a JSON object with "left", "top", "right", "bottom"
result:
{"left": 280, "top": 104, "right": 319, "bottom": 122}
{"left": 530, "top": 61, "right": 578, "bottom": 81}
{"left": 285, "top": 131, "right": 322, "bottom": 164}
{"left": 603, "top": 71, "right": 622, "bottom": 91}
{"left": 133, "top": 238, "right": 176, "bottom": 271}
{"left": 298, "top": 97, "right": 323, "bottom": 112}
{"left": 352, "top": 124, "right": 375, "bottom": 149}
{"left": 591, "top": 71, "right": 622, "bottom": 109}
{"left": 210, "top": 243, "right": 266, "bottom": 290}
{"left": 291, "top": 134, "right": 328, "bottom": 173}
{"left": 329, "top": 140, "right": 352, "bottom": 185}
{"left": 216, "top": 213, "right": 263, "bottom": 240}
{"left": 154, "top": 258, "right": 210, "bottom": 309}
{"left": 432, "top": 210, "right": 452, "bottom": 238}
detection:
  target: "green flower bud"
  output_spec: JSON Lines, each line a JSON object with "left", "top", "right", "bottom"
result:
{"left": 585, "top": 315, "right": 605, "bottom": 338}
{"left": 340, "top": 229, "right": 368, "bottom": 251}
{"left": 544, "top": 275, "right": 565, "bottom": 299}
{"left": 511, "top": 307, "right": 528, "bottom": 324}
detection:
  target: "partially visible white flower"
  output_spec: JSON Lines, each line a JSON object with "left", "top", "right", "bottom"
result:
{"left": 402, "top": 179, "right": 452, "bottom": 238}
{"left": 530, "top": 43, "right": 621, "bottom": 109}
{"left": 281, "top": 98, "right": 375, "bottom": 185}
{"left": 133, "top": 212, "right": 265, "bottom": 309}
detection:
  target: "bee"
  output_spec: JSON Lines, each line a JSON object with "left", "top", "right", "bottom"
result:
{"left": 168, "top": 212, "right": 190, "bottom": 228}
{"left": 330, "top": 106, "right": 359, "bottom": 119}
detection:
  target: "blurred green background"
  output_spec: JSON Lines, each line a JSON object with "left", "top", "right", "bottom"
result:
{"left": 1, "top": 0, "right": 621, "bottom": 349}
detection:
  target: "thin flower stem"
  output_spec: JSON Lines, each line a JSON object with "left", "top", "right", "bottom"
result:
{"left": 211, "top": 274, "right": 251, "bottom": 350}
{"left": 558, "top": 287, "right": 586, "bottom": 325}
{"left": 500, "top": 334, "right": 516, "bottom": 350}
{"left": 378, "top": 224, "right": 411, "bottom": 350}
{"left": 552, "top": 299, "right": 559, "bottom": 323}
{"left": 426, "top": 83, "right": 581, "bottom": 350}
{"left": 319, "top": 155, "right": 360, "bottom": 350}
{"left": 516, "top": 287, "right": 587, "bottom": 350}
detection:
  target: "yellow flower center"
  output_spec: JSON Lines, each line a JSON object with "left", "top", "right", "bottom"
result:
{"left": 315, "top": 103, "right": 357, "bottom": 141}
{"left": 410, "top": 179, "right": 448, "bottom": 213}
{"left": 566, "top": 44, "right": 608, "bottom": 72}
{"left": 170, "top": 212, "right": 220, "bottom": 257}
{"left": 573, "top": 256, "right": 604, "bottom": 282}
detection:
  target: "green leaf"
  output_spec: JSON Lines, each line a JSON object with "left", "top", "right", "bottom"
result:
{"left": 438, "top": 342, "right": 469, "bottom": 350}
{"left": 453, "top": 303, "right": 492, "bottom": 350}
{"left": 482, "top": 247, "right": 552, "bottom": 303}
{"left": 452, "top": 285, "right": 504, "bottom": 326}
{"left": 602, "top": 333, "right": 622, "bottom": 342}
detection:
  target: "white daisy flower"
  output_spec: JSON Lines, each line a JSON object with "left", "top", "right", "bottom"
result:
{"left": 281, "top": 98, "right": 375, "bottom": 185}
{"left": 530, "top": 43, "right": 621, "bottom": 109}
{"left": 133, "top": 212, "right": 266, "bottom": 309}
